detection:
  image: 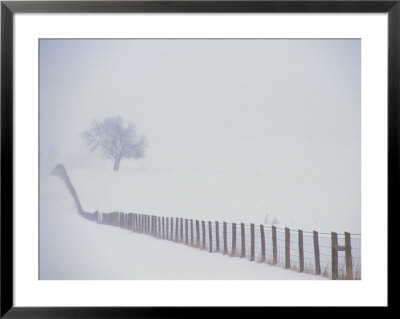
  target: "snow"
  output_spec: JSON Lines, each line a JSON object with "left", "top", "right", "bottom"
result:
{"left": 65, "top": 167, "right": 359, "bottom": 234}
{"left": 39, "top": 175, "right": 324, "bottom": 280}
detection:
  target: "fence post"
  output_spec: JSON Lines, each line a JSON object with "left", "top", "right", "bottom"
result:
{"left": 272, "top": 226, "right": 277, "bottom": 264}
{"left": 298, "top": 229, "right": 304, "bottom": 272}
{"left": 344, "top": 232, "right": 353, "bottom": 280}
{"left": 208, "top": 221, "right": 213, "bottom": 252}
{"left": 196, "top": 220, "right": 200, "bottom": 247}
{"left": 202, "top": 221, "right": 206, "bottom": 249}
{"left": 223, "top": 222, "right": 228, "bottom": 255}
{"left": 133, "top": 213, "right": 137, "bottom": 232}
{"left": 285, "top": 227, "right": 291, "bottom": 269}
{"left": 171, "top": 218, "right": 174, "bottom": 241}
{"left": 240, "top": 223, "right": 245, "bottom": 258}
{"left": 175, "top": 218, "right": 179, "bottom": 242}
{"left": 215, "top": 221, "right": 220, "bottom": 252}
{"left": 162, "top": 217, "right": 165, "bottom": 239}
{"left": 166, "top": 217, "right": 169, "bottom": 239}
{"left": 313, "top": 231, "right": 321, "bottom": 276}
{"left": 260, "top": 225, "right": 266, "bottom": 262}
{"left": 190, "top": 219, "right": 194, "bottom": 246}
{"left": 133, "top": 213, "right": 139, "bottom": 232}
{"left": 158, "top": 217, "right": 161, "bottom": 238}
{"left": 232, "top": 223, "right": 237, "bottom": 256}
{"left": 131, "top": 213, "right": 134, "bottom": 230}
{"left": 331, "top": 232, "right": 339, "bottom": 280}
{"left": 250, "top": 223, "right": 255, "bottom": 261}
{"left": 185, "top": 219, "right": 189, "bottom": 245}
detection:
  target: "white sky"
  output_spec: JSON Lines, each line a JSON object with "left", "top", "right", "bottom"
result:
{"left": 39, "top": 39, "right": 360, "bottom": 231}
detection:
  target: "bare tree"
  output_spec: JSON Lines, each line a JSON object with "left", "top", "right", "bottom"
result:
{"left": 82, "top": 117, "right": 147, "bottom": 171}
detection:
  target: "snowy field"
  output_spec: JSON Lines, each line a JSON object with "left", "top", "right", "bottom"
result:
{"left": 39, "top": 174, "right": 324, "bottom": 280}
{"left": 65, "top": 167, "right": 359, "bottom": 234}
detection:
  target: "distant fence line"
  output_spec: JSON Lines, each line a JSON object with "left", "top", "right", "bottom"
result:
{"left": 81, "top": 211, "right": 361, "bottom": 280}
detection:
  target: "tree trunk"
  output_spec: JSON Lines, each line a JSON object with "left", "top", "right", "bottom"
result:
{"left": 113, "top": 156, "right": 121, "bottom": 171}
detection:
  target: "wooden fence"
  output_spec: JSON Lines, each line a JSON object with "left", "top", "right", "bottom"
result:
{"left": 81, "top": 211, "right": 361, "bottom": 280}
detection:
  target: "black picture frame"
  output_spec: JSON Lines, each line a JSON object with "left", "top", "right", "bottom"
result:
{"left": 1, "top": 0, "right": 394, "bottom": 317}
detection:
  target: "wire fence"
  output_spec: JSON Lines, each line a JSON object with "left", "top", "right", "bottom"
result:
{"left": 82, "top": 211, "right": 361, "bottom": 280}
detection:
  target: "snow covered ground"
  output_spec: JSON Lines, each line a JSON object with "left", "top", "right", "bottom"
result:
{"left": 65, "top": 167, "right": 359, "bottom": 234}
{"left": 39, "top": 174, "right": 325, "bottom": 280}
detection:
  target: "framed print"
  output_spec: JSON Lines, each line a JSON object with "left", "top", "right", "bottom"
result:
{"left": 1, "top": 0, "right": 394, "bottom": 316}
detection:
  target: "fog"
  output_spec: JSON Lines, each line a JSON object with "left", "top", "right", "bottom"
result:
{"left": 39, "top": 39, "right": 360, "bottom": 232}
